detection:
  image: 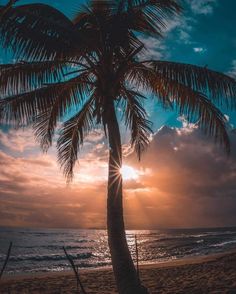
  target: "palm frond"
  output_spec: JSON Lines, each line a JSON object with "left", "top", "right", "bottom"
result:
{"left": 73, "top": 1, "right": 116, "bottom": 53}
{"left": 122, "top": 88, "right": 152, "bottom": 159}
{"left": 74, "top": 1, "right": 135, "bottom": 53}
{"left": 121, "top": 0, "right": 182, "bottom": 37}
{"left": 125, "top": 61, "right": 154, "bottom": 90}
{"left": 33, "top": 73, "right": 93, "bottom": 151}
{"left": 57, "top": 97, "right": 95, "bottom": 181}
{"left": 0, "top": 74, "right": 93, "bottom": 126}
{"left": 0, "top": 0, "right": 18, "bottom": 17}
{"left": 154, "top": 79, "right": 230, "bottom": 152}
{"left": 148, "top": 60, "right": 236, "bottom": 107}
{"left": 126, "top": 61, "right": 231, "bottom": 151}
{"left": 0, "top": 4, "right": 80, "bottom": 60}
{"left": 0, "top": 86, "right": 56, "bottom": 125}
{"left": 73, "top": 1, "right": 114, "bottom": 26}
{"left": 124, "top": 61, "right": 173, "bottom": 110}
{"left": 0, "top": 60, "right": 66, "bottom": 96}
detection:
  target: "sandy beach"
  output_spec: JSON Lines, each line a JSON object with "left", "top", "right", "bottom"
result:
{"left": 1, "top": 250, "right": 236, "bottom": 293}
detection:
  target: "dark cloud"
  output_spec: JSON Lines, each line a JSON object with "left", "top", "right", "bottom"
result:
{"left": 124, "top": 125, "right": 236, "bottom": 228}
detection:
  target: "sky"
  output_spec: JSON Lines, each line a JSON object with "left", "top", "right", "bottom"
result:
{"left": 1, "top": 0, "right": 236, "bottom": 229}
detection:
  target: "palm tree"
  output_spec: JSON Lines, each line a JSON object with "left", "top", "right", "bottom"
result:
{"left": 0, "top": 0, "right": 236, "bottom": 293}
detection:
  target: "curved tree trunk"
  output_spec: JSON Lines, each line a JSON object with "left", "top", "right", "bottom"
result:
{"left": 106, "top": 102, "right": 149, "bottom": 294}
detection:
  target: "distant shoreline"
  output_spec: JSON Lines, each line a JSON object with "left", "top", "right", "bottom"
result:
{"left": 1, "top": 225, "right": 236, "bottom": 230}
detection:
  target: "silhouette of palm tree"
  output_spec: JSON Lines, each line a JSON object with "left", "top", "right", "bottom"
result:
{"left": 0, "top": 1, "right": 235, "bottom": 293}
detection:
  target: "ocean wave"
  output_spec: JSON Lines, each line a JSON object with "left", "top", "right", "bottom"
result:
{"left": 44, "top": 245, "right": 92, "bottom": 250}
{"left": 146, "top": 231, "right": 236, "bottom": 245}
{"left": 211, "top": 239, "right": 236, "bottom": 248}
{"left": 2, "top": 228, "right": 236, "bottom": 275}
{"left": 196, "top": 239, "right": 204, "bottom": 244}
{"left": 1, "top": 252, "right": 93, "bottom": 262}
{"left": 148, "top": 235, "right": 204, "bottom": 244}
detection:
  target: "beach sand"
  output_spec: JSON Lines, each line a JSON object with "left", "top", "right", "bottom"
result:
{"left": 1, "top": 250, "right": 236, "bottom": 293}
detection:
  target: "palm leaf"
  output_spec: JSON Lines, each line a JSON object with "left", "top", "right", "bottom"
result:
{"left": 126, "top": 62, "right": 230, "bottom": 152}
{"left": 74, "top": 1, "right": 135, "bottom": 53}
{"left": 0, "top": 74, "right": 92, "bottom": 126}
{"left": 125, "top": 61, "right": 173, "bottom": 108}
{"left": 148, "top": 60, "right": 236, "bottom": 106}
{"left": 0, "top": 60, "right": 67, "bottom": 96}
{"left": 33, "top": 73, "right": 93, "bottom": 151}
{"left": 0, "top": 86, "right": 56, "bottom": 125}
{"left": 0, "top": 4, "right": 80, "bottom": 60}
{"left": 155, "top": 79, "right": 230, "bottom": 152}
{"left": 57, "top": 97, "right": 95, "bottom": 181}
{"left": 119, "top": 0, "right": 182, "bottom": 37}
{"left": 73, "top": 1, "right": 114, "bottom": 26}
{"left": 125, "top": 61, "right": 154, "bottom": 90}
{"left": 122, "top": 88, "right": 152, "bottom": 159}
{"left": 0, "top": 0, "right": 18, "bottom": 17}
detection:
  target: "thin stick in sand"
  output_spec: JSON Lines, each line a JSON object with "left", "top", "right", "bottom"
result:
{"left": 0, "top": 242, "right": 13, "bottom": 281}
{"left": 63, "top": 246, "right": 87, "bottom": 294}
{"left": 135, "top": 234, "right": 140, "bottom": 282}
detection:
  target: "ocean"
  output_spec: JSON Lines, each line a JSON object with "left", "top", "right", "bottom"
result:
{"left": 0, "top": 227, "right": 236, "bottom": 275}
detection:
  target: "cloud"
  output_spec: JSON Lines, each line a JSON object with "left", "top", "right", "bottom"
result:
{"left": 193, "top": 47, "right": 207, "bottom": 53}
{"left": 186, "top": 0, "right": 218, "bottom": 15}
{"left": 138, "top": 15, "right": 195, "bottom": 59}
{"left": 0, "top": 183, "right": 107, "bottom": 229}
{"left": 139, "top": 36, "right": 167, "bottom": 60}
{"left": 0, "top": 128, "right": 37, "bottom": 153}
{"left": 227, "top": 60, "right": 236, "bottom": 78}
{"left": 1, "top": 120, "right": 236, "bottom": 229}
{"left": 137, "top": 2, "right": 216, "bottom": 59}
{"left": 174, "top": 16, "right": 196, "bottom": 45}
{"left": 178, "top": 29, "right": 192, "bottom": 45}
{"left": 0, "top": 126, "right": 110, "bottom": 228}
{"left": 125, "top": 123, "right": 236, "bottom": 228}
{"left": 0, "top": 145, "right": 108, "bottom": 228}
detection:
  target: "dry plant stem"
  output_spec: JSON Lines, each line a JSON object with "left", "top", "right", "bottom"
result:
{"left": 135, "top": 235, "right": 140, "bottom": 282}
{"left": 0, "top": 0, "right": 19, "bottom": 21}
{"left": 63, "top": 246, "right": 87, "bottom": 294}
{"left": 0, "top": 242, "right": 13, "bottom": 280}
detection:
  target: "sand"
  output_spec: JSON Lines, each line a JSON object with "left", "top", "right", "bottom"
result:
{"left": 1, "top": 250, "right": 236, "bottom": 293}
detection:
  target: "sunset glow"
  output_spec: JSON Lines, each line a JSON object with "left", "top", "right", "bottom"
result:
{"left": 1, "top": 1, "right": 236, "bottom": 292}
{"left": 120, "top": 165, "right": 139, "bottom": 180}
{"left": 0, "top": 0, "right": 236, "bottom": 233}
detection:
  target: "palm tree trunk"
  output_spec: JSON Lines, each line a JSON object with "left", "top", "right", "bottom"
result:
{"left": 106, "top": 101, "right": 149, "bottom": 294}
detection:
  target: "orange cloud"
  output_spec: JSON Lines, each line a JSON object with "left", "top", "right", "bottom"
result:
{"left": 0, "top": 124, "right": 236, "bottom": 229}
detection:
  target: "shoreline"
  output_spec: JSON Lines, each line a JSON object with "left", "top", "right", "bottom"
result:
{"left": 2, "top": 248, "right": 236, "bottom": 280}
{"left": 1, "top": 248, "right": 236, "bottom": 293}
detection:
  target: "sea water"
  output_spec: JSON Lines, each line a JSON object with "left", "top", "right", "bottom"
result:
{"left": 0, "top": 227, "right": 236, "bottom": 275}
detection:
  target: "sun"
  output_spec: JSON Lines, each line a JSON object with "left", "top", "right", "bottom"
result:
{"left": 120, "top": 165, "right": 139, "bottom": 180}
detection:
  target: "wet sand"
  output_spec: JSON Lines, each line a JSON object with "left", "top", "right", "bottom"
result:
{"left": 1, "top": 250, "right": 236, "bottom": 293}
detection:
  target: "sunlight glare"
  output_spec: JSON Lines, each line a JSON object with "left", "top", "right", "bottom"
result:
{"left": 120, "top": 165, "right": 139, "bottom": 180}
